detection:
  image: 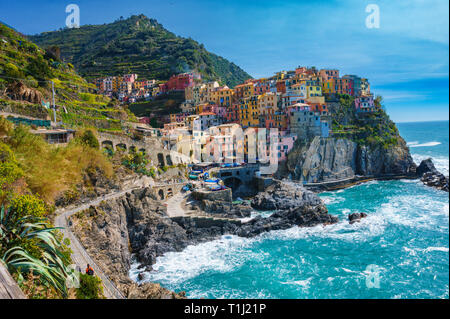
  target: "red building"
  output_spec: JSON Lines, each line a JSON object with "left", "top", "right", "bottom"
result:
{"left": 276, "top": 80, "right": 286, "bottom": 94}
{"left": 308, "top": 103, "right": 329, "bottom": 115}
{"left": 226, "top": 103, "right": 240, "bottom": 123}
{"left": 334, "top": 78, "right": 354, "bottom": 96}
{"left": 159, "top": 73, "right": 194, "bottom": 93}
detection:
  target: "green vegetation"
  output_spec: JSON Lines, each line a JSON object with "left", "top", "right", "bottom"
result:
{"left": 0, "top": 23, "right": 131, "bottom": 131}
{"left": 2, "top": 124, "right": 113, "bottom": 204}
{"left": 76, "top": 128, "right": 100, "bottom": 149}
{"left": 328, "top": 93, "right": 399, "bottom": 149}
{"left": 30, "top": 14, "right": 252, "bottom": 87}
{"left": 129, "top": 91, "right": 184, "bottom": 124}
{"left": 122, "top": 151, "right": 155, "bottom": 177}
{"left": 0, "top": 206, "right": 72, "bottom": 298}
{"left": 76, "top": 273, "right": 104, "bottom": 299}
{"left": 0, "top": 120, "right": 115, "bottom": 298}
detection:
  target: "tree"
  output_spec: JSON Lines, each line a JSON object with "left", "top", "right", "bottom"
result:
{"left": 78, "top": 130, "right": 99, "bottom": 149}
{"left": 76, "top": 273, "right": 104, "bottom": 299}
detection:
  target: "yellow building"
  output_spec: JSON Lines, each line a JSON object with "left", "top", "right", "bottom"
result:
{"left": 239, "top": 96, "right": 259, "bottom": 128}
{"left": 300, "top": 78, "right": 322, "bottom": 98}
{"left": 322, "top": 79, "right": 335, "bottom": 94}
{"left": 210, "top": 86, "right": 234, "bottom": 107}
{"left": 112, "top": 77, "right": 122, "bottom": 92}
{"left": 234, "top": 82, "right": 254, "bottom": 100}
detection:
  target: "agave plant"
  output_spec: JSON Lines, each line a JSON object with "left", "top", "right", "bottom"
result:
{"left": 0, "top": 206, "right": 71, "bottom": 297}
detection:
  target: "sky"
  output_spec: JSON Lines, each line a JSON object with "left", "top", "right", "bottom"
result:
{"left": 0, "top": 0, "right": 448, "bottom": 122}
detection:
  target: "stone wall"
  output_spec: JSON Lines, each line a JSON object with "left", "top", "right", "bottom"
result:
{"left": 192, "top": 188, "right": 232, "bottom": 202}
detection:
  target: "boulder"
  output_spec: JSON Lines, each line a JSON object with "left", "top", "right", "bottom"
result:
{"left": 348, "top": 212, "right": 368, "bottom": 224}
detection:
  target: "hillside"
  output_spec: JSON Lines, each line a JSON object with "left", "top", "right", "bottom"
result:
{"left": 30, "top": 14, "right": 252, "bottom": 87}
{"left": 0, "top": 22, "right": 132, "bottom": 131}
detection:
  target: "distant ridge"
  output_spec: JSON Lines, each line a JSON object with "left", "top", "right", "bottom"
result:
{"left": 30, "top": 14, "right": 252, "bottom": 87}
{"left": 0, "top": 20, "right": 16, "bottom": 31}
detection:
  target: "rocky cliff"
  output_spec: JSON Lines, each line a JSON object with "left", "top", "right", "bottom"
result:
{"left": 284, "top": 136, "right": 416, "bottom": 183}
{"left": 70, "top": 183, "right": 337, "bottom": 298}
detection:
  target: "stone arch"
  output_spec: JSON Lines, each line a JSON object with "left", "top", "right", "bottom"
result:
{"left": 166, "top": 155, "right": 173, "bottom": 166}
{"left": 158, "top": 189, "right": 165, "bottom": 200}
{"left": 157, "top": 153, "right": 165, "bottom": 167}
{"left": 129, "top": 145, "right": 137, "bottom": 153}
{"left": 223, "top": 177, "right": 242, "bottom": 190}
{"left": 116, "top": 143, "right": 127, "bottom": 152}
{"left": 167, "top": 188, "right": 173, "bottom": 198}
{"left": 101, "top": 140, "right": 113, "bottom": 150}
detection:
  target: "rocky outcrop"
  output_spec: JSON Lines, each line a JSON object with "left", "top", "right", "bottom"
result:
{"left": 70, "top": 188, "right": 186, "bottom": 299}
{"left": 201, "top": 200, "right": 252, "bottom": 218}
{"left": 71, "top": 183, "right": 337, "bottom": 298}
{"left": 284, "top": 137, "right": 416, "bottom": 183}
{"left": 237, "top": 181, "right": 338, "bottom": 237}
{"left": 251, "top": 181, "right": 323, "bottom": 211}
{"left": 348, "top": 212, "right": 367, "bottom": 224}
{"left": 6, "top": 82, "right": 43, "bottom": 104}
{"left": 416, "top": 158, "right": 449, "bottom": 192}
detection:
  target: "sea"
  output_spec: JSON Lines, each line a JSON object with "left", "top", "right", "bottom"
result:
{"left": 130, "top": 120, "right": 449, "bottom": 299}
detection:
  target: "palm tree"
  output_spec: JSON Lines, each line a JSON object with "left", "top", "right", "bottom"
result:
{"left": 0, "top": 206, "right": 72, "bottom": 297}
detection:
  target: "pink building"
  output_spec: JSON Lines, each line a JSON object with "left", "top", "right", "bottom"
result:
{"left": 123, "top": 74, "right": 138, "bottom": 83}
{"left": 210, "top": 104, "right": 228, "bottom": 121}
{"left": 355, "top": 95, "right": 375, "bottom": 113}
{"left": 268, "top": 130, "right": 297, "bottom": 162}
{"left": 160, "top": 73, "right": 194, "bottom": 93}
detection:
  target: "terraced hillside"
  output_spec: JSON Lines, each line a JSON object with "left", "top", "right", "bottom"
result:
{"left": 0, "top": 22, "right": 133, "bottom": 132}
{"left": 30, "top": 14, "right": 252, "bottom": 87}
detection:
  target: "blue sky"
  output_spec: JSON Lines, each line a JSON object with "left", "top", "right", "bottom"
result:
{"left": 1, "top": 0, "right": 448, "bottom": 122}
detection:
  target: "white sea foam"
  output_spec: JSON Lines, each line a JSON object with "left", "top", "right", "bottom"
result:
{"left": 320, "top": 195, "right": 345, "bottom": 205}
{"left": 423, "top": 247, "right": 449, "bottom": 253}
{"left": 281, "top": 278, "right": 312, "bottom": 288}
{"left": 408, "top": 141, "right": 442, "bottom": 148}
{"left": 137, "top": 235, "right": 258, "bottom": 285}
{"left": 131, "top": 177, "right": 449, "bottom": 291}
{"left": 412, "top": 154, "right": 449, "bottom": 175}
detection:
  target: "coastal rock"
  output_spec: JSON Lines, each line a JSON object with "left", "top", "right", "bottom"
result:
{"left": 201, "top": 200, "right": 252, "bottom": 218}
{"left": 70, "top": 189, "right": 187, "bottom": 299}
{"left": 416, "top": 158, "right": 438, "bottom": 176}
{"left": 348, "top": 212, "right": 367, "bottom": 224}
{"left": 284, "top": 136, "right": 416, "bottom": 183}
{"left": 251, "top": 181, "right": 322, "bottom": 211}
{"left": 416, "top": 159, "right": 449, "bottom": 192}
{"left": 421, "top": 171, "right": 449, "bottom": 192}
{"left": 71, "top": 184, "right": 338, "bottom": 296}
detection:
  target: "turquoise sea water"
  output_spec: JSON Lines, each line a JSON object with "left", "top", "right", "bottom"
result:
{"left": 131, "top": 121, "right": 449, "bottom": 299}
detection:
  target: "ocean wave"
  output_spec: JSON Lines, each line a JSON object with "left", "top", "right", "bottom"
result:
{"left": 136, "top": 235, "right": 259, "bottom": 285}
{"left": 423, "top": 247, "right": 449, "bottom": 253}
{"left": 320, "top": 195, "right": 346, "bottom": 205}
{"left": 412, "top": 154, "right": 449, "bottom": 175}
{"left": 408, "top": 141, "right": 442, "bottom": 148}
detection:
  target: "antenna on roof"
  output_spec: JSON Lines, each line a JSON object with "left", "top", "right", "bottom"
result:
{"left": 51, "top": 81, "right": 57, "bottom": 125}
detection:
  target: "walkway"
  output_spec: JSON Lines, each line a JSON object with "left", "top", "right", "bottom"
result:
{"left": 0, "top": 263, "right": 26, "bottom": 299}
{"left": 165, "top": 191, "right": 189, "bottom": 217}
{"left": 54, "top": 188, "right": 139, "bottom": 299}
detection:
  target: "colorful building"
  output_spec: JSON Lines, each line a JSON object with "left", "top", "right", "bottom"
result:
{"left": 355, "top": 94, "right": 376, "bottom": 113}
{"left": 160, "top": 73, "right": 194, "bottom": 93}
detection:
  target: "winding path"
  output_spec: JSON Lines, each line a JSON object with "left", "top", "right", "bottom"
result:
{"left": 54, "top": 188, "right": 139, "bottom": 299}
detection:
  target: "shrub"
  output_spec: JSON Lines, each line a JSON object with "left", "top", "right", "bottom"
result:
{"left": 7, "top": 126, "right": 112, "bottom": 204}
{"left": 77, "top": 129, "right": 100, "bottom": 149}
{"left": 76, "top": 273, "right": 104, "bottom": 299}
{"left": 0, "top": 142, "right": 24, "bottom": 205}
{"left": 10, "top": 194, "right": 47, "bottom": 219}
{"left": 0, "top": 116, "right": 14, "bottom": 136}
